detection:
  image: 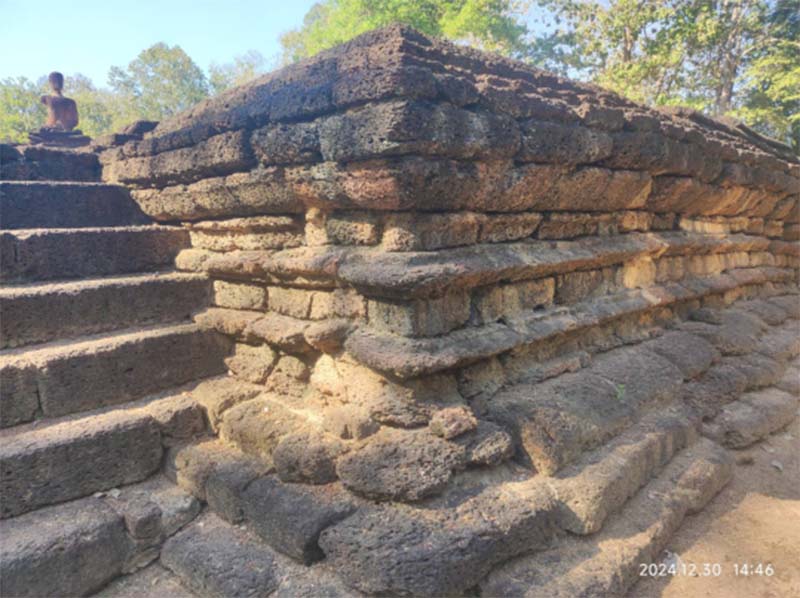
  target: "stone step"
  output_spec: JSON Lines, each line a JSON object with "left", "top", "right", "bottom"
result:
{"left": 0, "top": 145, "right": 101, "bottom": 182}
{"left": 0, "top": 272, "right": 211, "bottom": 349}
{"left": 160, "top": 512, "right": 359, "bottom": 598}
{"left": 480, "top": 438, "right": 733, "bottom": 598}
{"left": 0, "top": 384, "right": 210, "bottom": 519}
{"left": 0, "top": 181, "right": 150, "bottom": 229}
{"left": 343, "top": 277, "right": 797, "bottom": 379}
{"left": 94, "top": 564, "right": 198, "bottom": 598}
{"left": 0, "top": 323, "right": 231, "bottom": 428}
{"left": 702, "top": 388, "right": 799, "bottom": 448}
{"left": 486, "top": 335, "right": 704, "bottom": 475}
{"left": 0, "top": 476, "right": 200, "bottom": 598}
{"left": 0, "top": 225, "right": 190, "bottom": 282}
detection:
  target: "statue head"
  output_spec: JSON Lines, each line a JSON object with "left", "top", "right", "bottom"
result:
{"left": 48, "top": 72, "right": 64, "bottom": 93}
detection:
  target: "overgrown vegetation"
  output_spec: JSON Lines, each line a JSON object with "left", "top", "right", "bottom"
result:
{"left": 2, "top": 0, "right": 797, "bottom": 149}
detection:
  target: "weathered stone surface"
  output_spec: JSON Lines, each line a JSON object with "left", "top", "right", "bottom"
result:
{"left": 488, "top": 371, "right": 633, "bottom": 475}
{"left": 242, "top": 477, "right": 358, "bottom": 563}
{"left": 105, "top": 476, "right": 201, "bottom": 572}
{"left": 251, "top": 122, "right": 320, "bottom": 164}
{"left": 429, "top": 406, "right": 478, "bottom": 439}
{"left": 219, "top": 396, "right": 306, "bottom": 466}
{"left": 161, "top": 514, "right": 279, "bottom": 597}
{"left": 471, "top": 278, "right": 555, "bottom": 324}
{"left": 518, "top": 120, "right": 612, "bottom": 164}
{"left": 0, "top": 361, "right": 38, "bottom": 428}
{"left": 382, "top": 212, "right": 481, "bottom": 251}
{"left": 320, "top": 482, "right": 559, "bottom": 596}
{"left": 455, "top": 420, "right": 515, "bottom": 466}
{"left": 481, "top": 439, "right": 732, "bottom": 598}
{"left": 318, "top": 100, "right": 520, "bottom": 162}
{"left": 1, "top": 226, "right": 189, "bottom": 283}
{"left": 336, "top": 428, "right": 466, "bottom": 501}
{"left": 703, "top": 388, "right": 798, "bottom": 448}
{"left": 0, "top": 497, "right": 130, "bottom": 598}
{"left": 0, "top": 324, "right": 230, "bottom": 418}
{"left": 205, "top": 453, "right": 271, "bottom": 524}
{"left": 368, "top": 292, "right": 470, "bottom": 336}
{"left": 0, "top": 181, "right": 149, "bottom": 229}
{"left": 304, "top": 319, "right": 352, "bottom": 353}
{"left": 225, "top": 342, "right": 277, "bottom": 384}
{"left": 94, "top": 564, "right": 196, "bottom": 598}
{"left": 213, "top": 280, "right": 267, "bottom": 310}
{"left": 646, "top": 330, "right": 719, "bottom": 379}
{"left": 0, "top": 272, "right": 210, "bottom": 349}
{"left": 552, "top": 410, "right": 695, "bottom": 534}
{"left": 191, "top": 376, "right": 262, "bottom": 432}
{"left": 590, "top": 346, "right": 685, "bottom": 407}
{"left": 0, "top": 410, "right": 162, "bottom": 519}
{"left": 106, "top": 130, "right": 255, "bottom": 187}
{"left": 273, "top": 430, "right": 348, "bottom": 484}
{"left": 131, "top": 167, "right": 302, "bottom": 221}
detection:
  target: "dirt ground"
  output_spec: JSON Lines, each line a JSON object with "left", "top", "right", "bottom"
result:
{"left": 631, "top": 414, "right": 800, "bottom": 598}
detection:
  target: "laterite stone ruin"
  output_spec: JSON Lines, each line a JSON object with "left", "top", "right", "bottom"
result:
{"left": 1, "top": 25, "right": 799, "bottom": 597}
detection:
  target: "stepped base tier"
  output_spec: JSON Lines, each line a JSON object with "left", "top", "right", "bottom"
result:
{"left": 2, "top": 25, "right": 799, "bottom": 598}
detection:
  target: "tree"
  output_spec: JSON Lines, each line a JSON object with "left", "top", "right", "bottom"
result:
{"left": 0, "top": 77, "right": 45, "bottom": 142}
{"left": 108, "top": 43, "right": 209, "bottom": 121}
{"left": 531, "top": 0, "right": 800, "bottom": 148}
{"left": 729, "top": 0, "right": 800, "bottom": 150}
{"left": 65, "top": 73, "right": 116, "bottom": 138}
{"left": 209, "top": 50, "right": 268, "bottom": 95}
{"left": 280, "top": 0, "right": 531, "bottom": 62}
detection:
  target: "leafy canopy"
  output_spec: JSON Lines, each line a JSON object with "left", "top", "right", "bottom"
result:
{"left": 279, "top": 0, "right": 531, "bottom": 61}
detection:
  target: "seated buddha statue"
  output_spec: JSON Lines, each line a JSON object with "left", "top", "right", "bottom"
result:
{"left": 29, "top": 72, "right": 89, "bottom": 146}
{"left": 40, "top": 71, "right": 79, "bottom": 131}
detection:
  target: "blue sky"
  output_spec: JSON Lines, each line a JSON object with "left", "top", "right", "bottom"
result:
{"left": 0, "top": 0, "right": 319, "bottom": 85}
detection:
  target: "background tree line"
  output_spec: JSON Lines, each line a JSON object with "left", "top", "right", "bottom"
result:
{"left": 2, "top": 0, "right": 797, "bottom": 151}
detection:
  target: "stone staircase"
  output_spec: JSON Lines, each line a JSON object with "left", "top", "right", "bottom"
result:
{"left": 0, "top": 147, "right": 231, "bottom": 596}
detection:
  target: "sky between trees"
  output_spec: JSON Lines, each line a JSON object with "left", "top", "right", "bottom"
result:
{"left": 1, "top": 0, "right": 798, "bottom": 150}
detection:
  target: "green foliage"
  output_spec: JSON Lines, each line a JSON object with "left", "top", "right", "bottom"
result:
{"left": 0, "top": 77, "right": 45, "bottom": 143}
{"left": 730, "top": 0, "right": 800, "bottom": 150}
{"left": 108, "top": 43, "right": 210, "bottom": 121}
{"left": 209, "top": 50, "right": 269, "bottom": 95}
{"left": 532, "top": 0, "right": 800, "bottom": 149}
{"left": 279, "top": 0, "right": 530, "bottom": 62}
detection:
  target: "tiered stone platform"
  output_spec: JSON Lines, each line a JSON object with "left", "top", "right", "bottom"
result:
{"left": 2, "top": 25, "right": 799, "bottom": 597}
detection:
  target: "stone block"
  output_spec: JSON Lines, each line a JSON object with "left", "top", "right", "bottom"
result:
{"left": 518, "top": 120, "right": 612, "bottom": 164}
{"left": 131, "top": 167, "right": 301, "bottom": 222}
{"left": 213, "top": 280, "right": 267, "bottom": 310}
{"left": 242, "top": 477, "right": 358, "bottom": 564}
{"left": 488, "top": 371, "right": 632, "bottom": 475}
{"left": 336, "top": 428, "right": 466, "bottom": 501}
{"left": 161, "top": 515, "right": 279, "bottom": 597}
{"left": 368, "top": 292, "right": 471, "bottom": 337}
{"left": 478, "top": 212, "right": 542, "bottom": 242}
{"left": 219, "top": 397, "right": 306, "bottom": 466}
{"left": 382, "top": 212, "right": 481, "bottom": 251}
{"left": 429, "top": 406, "right": 478, "bottom": 439}
{"left": 471, "top": 278, "right": 555, "bottom": 324}
{"left": 106, "top": 130, "right": 254, "bottom": 187}
{"left": 273, "top": 430, "right": 348, "bottom": 484}
{"left": 0, "top": 361, "right": 39, "bottom": 428}
{"left": 0, "top": 411, "right": 162, "bottom": 519}
{"left": 225, "top": 342, "right": 278, "bottom": 384}
{"left": 318, "top": 100, "right": 520, "bottom": 162}
{"left": 251, "top": 122, "right": 321, "bottom": 164}
{"left": 0, "top": 498, "right": 130, "bottom": 597}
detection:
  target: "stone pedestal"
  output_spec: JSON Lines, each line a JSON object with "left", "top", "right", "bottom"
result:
{"left": 28, "top": 128, "right": 91, "bottom": 147}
